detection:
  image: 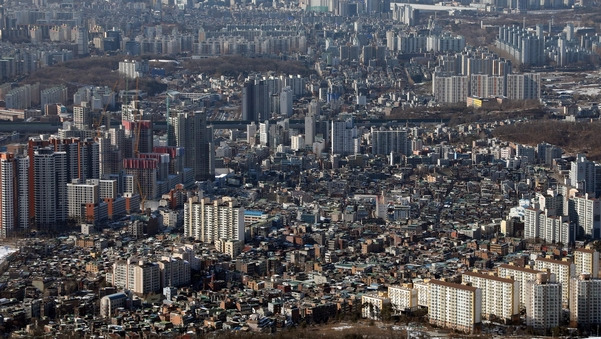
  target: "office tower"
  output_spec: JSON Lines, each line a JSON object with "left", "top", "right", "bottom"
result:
{"left": 570, "top": 154, "right": 596, "bottom": 194}
{"left": 574, "top": 248, "right": 599, "bottom": 278}
{"left": 569, "top": 273, "right": 601, "bottom": 327}
{"left": 461, "top": 272, "right": 519, "bottom": 322}
{"left": 331, "top": 119, "right": 358, "bottom": 155}
{"left": 428, "top": 280, "right": 482, "bottom": 334}
{"left": 184, "top": 196, "right": 244, "bottom": 244}
{"left": 370, "top": 127, "right": 409, "bottom": 156}
{"left": 242, "top": 79, "right": 270, "bottom": 122}
{"left": 569, "top": 194, "right": 601, "bottom": 239}
{"left": 525, "top": 273, "right": 561, "bottom": 330}
{"left": 34, "top": 148, "right": 67, "bottom": 230}
{"left": 388, "top": 285, "right": 418, "bottom": 313}
{"left": 279, "top": 86, "right": 293, "bottom": 116}
{"left": 535, "top": 257, "right": 574, "bottom": 307}
{"left": 73, "top": 104, "right": 92, "bottom": 130}
{"left": 169, "top": 111, "right": 214, "bottom": 181}
{"left": 67, "top": 179, "right": 100, "bottom": 222}
{"left": 0, "top": 153, "right": 29, "bottom": 238}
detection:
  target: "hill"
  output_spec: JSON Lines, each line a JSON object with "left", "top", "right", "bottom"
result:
{"left": 493, "top": 120, "right": 601, "bottom": 160}
{"left": 182, "top": 56, "right": 314, "bottom": 77}
{"left": 20, "top": 56, "right": 167, "bottom": 102}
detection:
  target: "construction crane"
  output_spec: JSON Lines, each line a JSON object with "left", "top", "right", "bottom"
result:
{"left": 131, "top": 77, "right": 147, "bottom": 212}
{"left": 93, "top": 79, "right": 120, "bottom": 137}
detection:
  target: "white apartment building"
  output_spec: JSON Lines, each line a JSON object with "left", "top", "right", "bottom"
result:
{"left": 158, "top": 256, "right": 191, "bottom": 288}
{"left": 428, "top": 280, "right": 482, "bottom": 334}
{"left": 570, "top": 273, "right": 601, "bottom": 327}
{"left": 569, "top": 194, "right": 601, "bottom": 239}
{"left": 184, "top": 196, "right": 245, "bottom": 244}
{"left": 462, "top": 271, "right": 519, "bottom": 322}
{"left": 67, "top": 179, "right": 99, "bottom": 222}
{"left": 525, "top": 274, "right": 561, "bottom": 330}
{"left": 361, "top": 293, "right": 391, "bottom": 320}
{"left": 291, "top": 135, "right": 305, "bottom": 151}
{"left": 574, "top": 248, "right": 599, "bottom": 278}
{"left": 535, "top": 257, "right": 575, "bottom": 307}
{"left": 100, "top": 292, "right": 128, "bottom": 318}
{"left": 498, "top": 263, "right": 545, "bottom": 308}
{"left": 106, "top": 258, "right": 160, "bottom": 295}
{"left": 432, "top": 73, "right": 469, "bottom": 104}
{"left": 413, "top": 280, "right": 429, "bottom": 308}
{"left": 331, "top": 119, "right": 359, "bottom": 156}
{"left": 388, "top": 284, "right": 418, "bottom": 313}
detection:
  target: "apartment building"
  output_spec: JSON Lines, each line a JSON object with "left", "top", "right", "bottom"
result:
{"left": 361, "top": 293, "right": 391, "bottom": 320}
{"left": 525, "top": 273, "right": 561, "bottom": 330}
{"left": 535, "top": 257, "right": 575, "bottom": 307}
{"left": 184, "top": 196, "right": 245, "bottom": 244}
{"left": 574, "top": 247, "right": 600, "bottom": 278}
{"left": 388, "top": 284, "right": 418, "bottom": 313}
{"left": 570, "top": 273, "right": 601, "bottom": 327}
{"left": 428, "top": 280, "right": 482, "bottom": 334}
{"left": 462, "top": 271, "right": 519, "bottom": 323}
{"left": 498, "top": 263, "right": 545, "bottom": 308}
